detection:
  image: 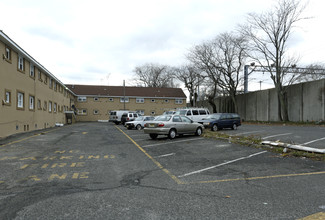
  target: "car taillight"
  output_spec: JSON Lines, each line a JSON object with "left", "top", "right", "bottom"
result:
{"left": 127, "top": 117, "right": 129, "bottom": 121}
{"left": 158, "top": 123, "right": 164, "bottom": 127}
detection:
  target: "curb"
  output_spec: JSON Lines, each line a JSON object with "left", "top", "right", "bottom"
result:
{"left": 261, "top": 141, "right": 325, "bottom": 154}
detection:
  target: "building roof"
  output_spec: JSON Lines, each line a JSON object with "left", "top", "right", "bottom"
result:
{"left": 66, "top": 84, "right": 187, "bottom": 99}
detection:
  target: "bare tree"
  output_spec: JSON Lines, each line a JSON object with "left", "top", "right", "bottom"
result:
{"left": 173, "top": 65, "right": 205, "bottom": 107}
{"left": 187, "top": 32, "right": 248, "bottom": 113}
{"left": 240, "top": 0, "right": 308, "bottom": 121}
{"left": 133, "top": 63, "right": 177, "bottom": 88}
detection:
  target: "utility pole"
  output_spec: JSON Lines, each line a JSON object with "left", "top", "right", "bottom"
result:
{"left": 123, "top": 80, "right": 126, "bottom": 110}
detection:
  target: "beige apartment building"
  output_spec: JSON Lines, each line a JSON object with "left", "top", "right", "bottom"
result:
{"left": 67, "top": 84, "right": 187, "bottom": 121}
{"left": 0, "top": 31, "right": 75, "bottom": 138}
{"left": 0, "top": 31, "right": 187, "bottom": 138}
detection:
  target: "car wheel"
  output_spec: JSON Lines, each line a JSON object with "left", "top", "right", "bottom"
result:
{"left": 149, "top": 134, "right": 158, "bottom": 140}
{"left": 211, "top": 124, "right": 218, "bottom": 131}
{"left": 136, "top": 124, "right": 142, "bottom": 130}
{"left": 231, "top": 123, "right": 237, "bottom": 130}
{"left": 168, "top": 129, "right": 177, "bottom": 139}
{"left": 195, "top": 127, "right": 203, "bottom": 136}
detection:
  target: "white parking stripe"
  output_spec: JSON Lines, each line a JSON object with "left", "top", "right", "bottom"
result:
{"left": 262, "top": 133, "right": 292, "bottom": 140}
{"left": 235, "top": 131, "right": 263, "bottom": 136}
{"left": 142, "top": 137, "right": 204, "bottom": 148}
{"left": 155, "top": 153, "right": 176, "bottom": 158}
{"left": 303, "top": 137, "right": 325, "bottom": 145}
{"left": 178, "top": 151, "right": 267, "bottom": 178}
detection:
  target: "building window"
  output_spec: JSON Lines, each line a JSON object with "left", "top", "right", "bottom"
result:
{"left": 49, "top": 101, "right": 52, "bottom": 113}
{"left": 137, "top": 110, "right": 145, "bottom": 115}
{"left": 93, "top": 110, "right": 99, "bottom": 115}
{"left": 54, "top": 103, "right": 57, "bottom": 113}
{"left": 4, "top": 90, "right": 11, "bottom": 105}
{"left": 37, "top": 99, "right": 41, "bottom": 110}
{"left": 49, "top": 78, "right": 53, "bottom": 89}
{"left": 136, "top": 98, "right": 144, "bottom": 103}
{"left": 164, "top": 99, "right": 169, "bottom": 103}
{"left": 78, "top": 109, "right": 87, "bottom": 115}
{"left": 175, "top": 99, "right": 183, "bottom": 104}
{"left": 43, "top": 101, "right": 47, "bottom": 111}
{"left": 38, "top": 71, "right": 42, "bottom": 81}
{"left": 109, "top": 98, "right": 114, "bottom": 102}
{"left": 151, "top": 99, "right": 155, "bottom": 103}
{"left": 29, "top": 95, "right": 35, "bottom": 110}
{"left": 17, "top": 92, "right": 24, "bottom": 109}
{"left": 18, "top": 55, "right": 24, "bottom": 72}
{"left": 54, "top": 81, "right": 57, "bottom": 91}
{"left": 30, "top": 64, "right": 35, "bottom": 78}
{"left": 5, "top": 46, "right": 11, "bottom": 61}
{"left": 44, "top": 75, "right": 48, "bottom": 84}
{"left": 94, "top": 97, "right": 99, "bottom": 101}
{"left": 77, "top": 96, "right": 87, "bottom": 102}
{"left": 151, "top": 111, "right": 156, "bottom": 115}
{"left": 120, "top": 97, "right": 129, "bottom": 103}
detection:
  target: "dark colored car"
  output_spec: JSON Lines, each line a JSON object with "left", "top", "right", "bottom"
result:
{"left": 198, "top": 113, "right": 241, "bottom": 131}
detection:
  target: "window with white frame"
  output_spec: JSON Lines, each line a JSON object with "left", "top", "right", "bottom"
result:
{"left": 93, "top": 110, "right": 99, "bottom": 115}
{"left": 29, "top": 95, "right": 35, "bottom": 110}
{"left": 49, "top": 101, "right": 52, "bottom": 112}
{"left": 94, "top": 97, "right": 99, "bottom": 101}
{"left": 120, "top": 97, "right": 129, "bottom": 103}
{"left": 78, "top": 96, "right": 87, "bottom": 102}
{"left": 54, "top": 103, "right": 57, "bottom": 112}
{"left": 54, "top": 81, "right": 57, "bottom": 91}
{"left": 5, "top": 90, "right": 11, "bottom": 104}
{"left": 18, "top": 55, "right": 24, "bottom": 71}
{"left": 164, "top": 99, "right": 169, "bottom": 103}
{"left": 43, "top": 101, "right": 47, "bottom": 111}
{"left": 109, "top": 98, "right": 114, "bottom": 102}
{"left": 78, "top": 109, "right": 87, "bottom": 115}
{"left": 136, "top": 98, "right": 144, "bottom": 103}
{"left": 151, "top": 99, "right": 155, "bottom": 103}
{"left": 151, "top": 111, "right": 156, "bottom": 115}
{"left": 30, "top": 64, "right": 35, "bottom": 78}
{"left": 175, "top": 99, "right": 183, "bottom": 104}
{"left": 5, "top": 46, "right": 11, "bottom": 60}
{"left": 17, "top": 92, "right": 24, "bottom": 109}
{"left": 137, "top": 110, "right": 145, "bottom": 115}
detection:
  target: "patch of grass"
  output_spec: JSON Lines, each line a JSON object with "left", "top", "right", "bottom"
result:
{"left": 202, "top": 130, "right": 325, "bottom": 161}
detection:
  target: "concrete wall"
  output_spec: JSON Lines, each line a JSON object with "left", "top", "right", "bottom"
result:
{"left": 204, "top": 79, "right": 325, "bottom": 122}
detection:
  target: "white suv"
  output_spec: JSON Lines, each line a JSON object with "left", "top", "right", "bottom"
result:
{"left": 174, "top": 108, "right": 210, "bottom": 122}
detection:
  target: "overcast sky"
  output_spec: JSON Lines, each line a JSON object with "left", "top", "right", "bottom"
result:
{"left": 1, "top": 0, "right": 324, "bottom": 90}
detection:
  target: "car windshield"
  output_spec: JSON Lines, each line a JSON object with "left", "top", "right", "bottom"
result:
{"left": 174, "top": 110, "right": 187, "bottom": 115}
{"left": 205, "top": 114, "right": 221, "bottom": 120}
{"left": 134, "top": 116, "right": 144, "bottom": 121}
{"left": 154, "top": 115, "right": 172, "bottom": 121}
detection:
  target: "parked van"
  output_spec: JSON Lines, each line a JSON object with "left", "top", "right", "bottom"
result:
{"left": 174, "top": 108, "right": 210, "bottom": 122}
{"left": 109, "top": 110, "right": 129, "bottom": 125}
{"left": 121, "top": 112, "right": 140, "bottom": 125}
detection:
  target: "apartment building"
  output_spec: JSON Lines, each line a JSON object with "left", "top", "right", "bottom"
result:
{"left": 0, "top": 31, "right": 187, "bottom": 138}
{"left": 0, "top": 31, "right": 75, "bottom": 138}
{"left": 66, "top": 84, "right": 187, "bottom": 121}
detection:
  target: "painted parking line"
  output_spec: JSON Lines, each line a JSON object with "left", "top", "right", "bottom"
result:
{"left": 191, "top": 171, "right": 325, "bottom": 184}
{"left": 234, "top": 130, "right": 263, "bottom": 136}
{"left": 178, "top": 151, "right": 267, "bottom": 178}
{"left": 262, "top": 133, "right": 292, "bottom": 140}
{"left": 155, "top": 153, "right": 176, "bottom": 158}
{"left": 303, "top": 137, "right": 325, "bottom": 145}
{"left": 115, "top": 125, "right": 184, "bottom": 184}
{"left": 142, "top": 137, "right": 204, "bottom": 148}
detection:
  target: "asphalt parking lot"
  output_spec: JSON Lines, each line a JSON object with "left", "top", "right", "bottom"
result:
{"left": 0, "top": 122, "right": 324, "bottom": 219}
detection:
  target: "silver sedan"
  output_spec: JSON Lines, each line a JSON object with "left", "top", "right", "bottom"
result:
{"left": 144, "top": 115, "right": 204, "bottom": 139}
